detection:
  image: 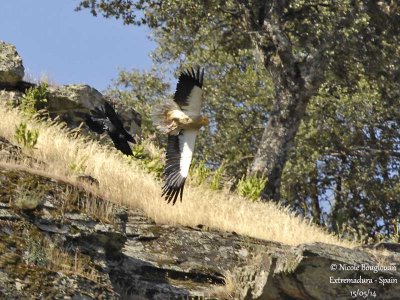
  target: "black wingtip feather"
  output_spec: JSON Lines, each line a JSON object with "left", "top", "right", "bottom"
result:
{"left": 173, "top": 67, "right": 204, "bottom": 107}
{"left": 86, "top": 101, "right": 135, "bottom": 156}
{"left": 181, "top": 66, "right": 204, "bottom": 87}
{"left": 162, "top": 182, "right": 185, "bottom": 205}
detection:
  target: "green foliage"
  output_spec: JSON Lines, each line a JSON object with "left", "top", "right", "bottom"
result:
{"left": 236, "top": 176, "right": 267, "bottom": 201}
{"left": 131, "top": 143, "right": 147, "bottom": 160}
{"left": 389, "top": 222, "right": 400, "bottom": 243}
{"left": 68, "top": 160, "right": 87, "bottom": 174}
{"left": 144, "top": 158, "right": 164, "bottom": 176}
{"left": 14, "top": 123, "right": 39, "bottom": 149}
{"left": 281, "top": 75, "right": 400, "bottom": 241}
{"left": 210, "top": 163, "right": 225, "bottom": 191}
{"left": 20, "top": 83, "right": 48, "bottom": 116}
{"left": 129, "top": 143, "right": 164, "bottom": 178}
{"left": 190, "top": 160, "right": 211, "bottom": 186}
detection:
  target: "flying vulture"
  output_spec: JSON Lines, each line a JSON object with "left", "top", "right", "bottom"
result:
{"left": 152, "top": 67, "right": 208, "bottom": 204}
{"left": 85, "top": 101, "right": 136, "bottom": 156}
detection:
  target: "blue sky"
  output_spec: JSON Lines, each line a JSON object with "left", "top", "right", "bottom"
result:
{"left": 0, "top": 1, "right": 155, "bottom": 91}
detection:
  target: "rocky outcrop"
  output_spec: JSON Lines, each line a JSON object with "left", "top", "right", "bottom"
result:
{"left": 45, "top": 85, "right": 142, "bottom": 137}
{"left": 1, "top": 141, "right": 400, "bottom": 299}
{"left": 0, "top": 41, "right": 24, "bottom": 87}
{"left": 0, "top": 164, "right": 119, "bottom": 299}
{"left": 0, "top": 41, "right": 141, "bottom": 138}
{"left": 45, "top": 84, "right": 108, "bottom": 128}
{"left": 46, "top": 84, "right": 106, "bottom": 111}
{"left": 262, "top": 243, "right": 400, "bottom": 300}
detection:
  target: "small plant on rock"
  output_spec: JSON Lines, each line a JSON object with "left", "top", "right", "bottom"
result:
{"left": 20, "top": 82, "right": 48, "bottom": 116}
{"left": 14, "top": 185, "right": 44, "bottom": 210}
{"left": 68, "top": 156, "right": 88, "bottom": 174}
{"left": 129, "top": 143, "right": 164, "bottom": 178}
{"left": 14, "top": 122, "right": 39, "bottom": 149}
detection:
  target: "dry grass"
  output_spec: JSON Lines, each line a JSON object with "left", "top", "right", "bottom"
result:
{"left": 0, "top": 161, "right": 117, "bottom": 224}
{"left": 47, "top": 245, "right": 100, "bottom": 281}
{"left": 24, "top": 233, "right": 100, "bottom": 282}
{"left": 365, "top": 247, "right": 400, "bottom": 268}
{"left": 57, "top": 185, "right": 118, "bottom": 224}
{"left": 209, "top": 270, "right": 239, "bottom": 299}
{"left": 0, "top": 103, "right": 354, "bottom": 247}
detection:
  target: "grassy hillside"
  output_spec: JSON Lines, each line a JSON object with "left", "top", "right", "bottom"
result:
{"left": 0, "top": 103, "right": 354, "bottom": 247}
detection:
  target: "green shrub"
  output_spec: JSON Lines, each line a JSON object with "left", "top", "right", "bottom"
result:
{"left": 210, "top": 163, "right": 225, "bottom": 190}
{"left": 144, "top": 158, "right": 164, "bottom": 176}
{"left": 131, "top": 144, "right": 147, "bottom": 159}
{"left": 190, "top": 160, "right": 211, "bottom": 186}
{"left": 236, "top": 175, "right": 267, "bottom": 201}
{"left": 20, "top": 83, "right": 48, "bottom": 116}
{"left": 68, "top": 162, "right": 86, "bottom": 174}
{"left": 14, "top": 122, "right": 39, "bottom": 149}
{"left": 129, "top": 144, "right": 164, "bottom": 178}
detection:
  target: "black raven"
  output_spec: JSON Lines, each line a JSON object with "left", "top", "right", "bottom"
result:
{"left": 85, "top": 102, "right": 136, "bottom": 156}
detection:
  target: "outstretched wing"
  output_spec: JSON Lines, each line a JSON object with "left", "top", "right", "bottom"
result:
{"left": 109, "top": 133, "right": 134, "bottom": 156}
{"left": 162, "top": 129, "right": 198, "bottom": 204}
{"left": 174, "top": 67, "right": 204, "bottom": 115}
{"left": 103, "top": 102, "right": 136, "bottom": 144}
{"left": 85, "top": 102, "right": 136, "bottom": 155}
{"left": 102, "top": 102, "right": 123, "bottom": 128}
{"left": 85, "top": 114, "right": 106, "bottom": 134}
{"left": 85, "top": 103, "right": 110, "bottom": 133}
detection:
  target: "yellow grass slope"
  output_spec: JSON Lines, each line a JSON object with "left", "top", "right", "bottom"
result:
{"left": 0, "top": 104, "right": 353, "bottom": 247}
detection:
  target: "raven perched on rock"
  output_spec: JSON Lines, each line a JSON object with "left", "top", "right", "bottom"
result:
{"left": 85, "top": 102, "right": 136, "bottom": 156}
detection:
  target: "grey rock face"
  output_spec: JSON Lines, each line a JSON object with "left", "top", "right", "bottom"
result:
{"left": 47, "top": 84, "right": 106, "bottom": 112}
{"left": 0, "top": 90, "right": 23, "bottom": 106}
{"left": 0, "top": 41, "right": 24, "bottom": 86}
{"left": 259, "top": 243, "right": 400, "bottom": 300}
{"left": 45, "top": 84, "right": 106, "bottom": 128}
{"left": 45, "top": 85, "right": 142, "bottom": 138}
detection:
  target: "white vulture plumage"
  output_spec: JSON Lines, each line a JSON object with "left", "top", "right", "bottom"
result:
{"left": 152, "top": 67, "right": 208, "bottom": 204}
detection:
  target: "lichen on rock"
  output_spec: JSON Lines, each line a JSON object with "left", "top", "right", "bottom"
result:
{"left": 0, "top": 41, "right": 24, "bottom": 87}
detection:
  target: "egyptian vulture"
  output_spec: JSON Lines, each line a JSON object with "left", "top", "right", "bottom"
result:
{"left": 152, "top": 67, "right": 208, "bottom": 204}
{"left": 85, "top": 101, "right": 136, "bottom": 156}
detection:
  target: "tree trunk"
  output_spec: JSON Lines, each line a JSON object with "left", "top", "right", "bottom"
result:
{"left": 248, "top": 44, "right": 324, "bottom": 201}
{"left": 242, "top": 0, "right": 325, "bottom": 201}
{"left": 250, "top": 76, "right": 313, "bottom": 201}
{"left": 310, "top": 162, "right": 321, "bottom": 224}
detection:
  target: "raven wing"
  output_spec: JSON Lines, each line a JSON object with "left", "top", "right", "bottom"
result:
{"left": 85, "top": 102, "right": 136, "bottom": 154}
{"left": 85, "top": 114, "right": 106, "bottom": 134}
{"left": 109, "top": 133, "right": 134, "bottom": 156}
